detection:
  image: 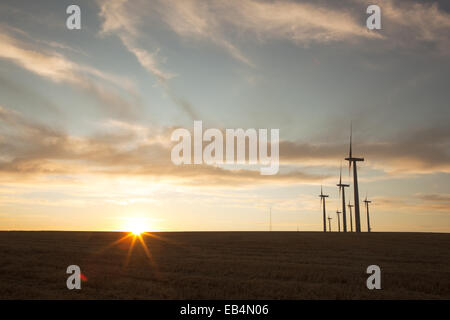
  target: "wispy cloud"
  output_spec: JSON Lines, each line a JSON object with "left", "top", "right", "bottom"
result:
{"left": 415, "top": 193, "right": 450, "bottom": 203}
{"left": 0, "top": 31, "right": 78, "bottom": 83}
{"left": 97, "top": 0, "right": 175, "bottom": 82}
{"left": 357, "top": 0, "right": 450, "bottom": 55}
{"left": 0, "top": 26, "right": 140, "bottom": 118}
{"left": 375, "top": 194, "right": 450, "bottom": 215}
{"left": 124, "top": 0, "right": 450, "bottom": 65}
{"left": 0, "top": 106, "right": 322, "bottom": 186}
{"left": 97, "top": 0, "right": 203, "bottom": 120}
{"left": 280, "top": 126, "right": 450, "bottom": 174}
{"left": 1, "top": 105, "right": 448, "bottom": 190}
{"left": 152, "top": 0, "right": 378, "bottom": 66}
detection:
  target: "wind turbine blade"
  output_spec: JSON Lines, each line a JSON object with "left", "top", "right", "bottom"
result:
{"left": 349, "top": 122, "right": 353, "bottom": 159}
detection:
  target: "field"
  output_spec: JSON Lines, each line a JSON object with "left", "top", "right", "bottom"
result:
{"left": 0, "top": 231, "right": 449, "bottom": 299}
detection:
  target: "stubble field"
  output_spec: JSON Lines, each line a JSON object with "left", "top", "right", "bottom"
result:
{"left": 0, "top": 231, "right": 449, "bottom": 299}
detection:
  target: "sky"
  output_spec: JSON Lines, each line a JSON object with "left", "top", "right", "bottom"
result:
{"left": 0, "top": 0, "right": 449, "bottom": 232}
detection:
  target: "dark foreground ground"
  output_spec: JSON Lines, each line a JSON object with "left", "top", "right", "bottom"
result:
{"left": 0, "top": 231, "right": 449, "bottom": 299}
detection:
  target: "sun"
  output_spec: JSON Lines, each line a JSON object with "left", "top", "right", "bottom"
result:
{"left": 123, "top": 217, "right": 149, "bottom": 236}
{"left": 130, "top": 225, "right": 145, "bottom": 236}
{"left": 104, "top": 218, "right": 168, "bottom": 270}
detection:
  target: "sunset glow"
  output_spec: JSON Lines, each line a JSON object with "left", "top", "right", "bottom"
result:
{"left": 0, "top": 0, "right": 448, "bottom": 233}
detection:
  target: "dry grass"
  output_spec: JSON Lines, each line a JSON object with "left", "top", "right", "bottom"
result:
{"left": 0, "top": 231, "right": 449, "bottom": 299}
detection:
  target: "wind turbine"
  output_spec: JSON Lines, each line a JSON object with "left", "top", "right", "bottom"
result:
{"left": 364, "top": 195, "right": 372, "bottom": 232}
{"left": 269, "top": 206, "right": 272, "bottom": 232}
{"left": 319, "top": 186, "right": 329, "bottom": 232}
{"left": 336, "top": 210, "right": 341, "bottom": 232}
{"left": 348, "top": 202, "right": 354, "bottom": 232}
{"left": 327, "top": 216, "right": 332, "bottom": 232}
{"left": 345, "top": 124, "right": 364, "bottom": 232}
{"left": 337, "top": 165, "right": 350, "bottom": 232}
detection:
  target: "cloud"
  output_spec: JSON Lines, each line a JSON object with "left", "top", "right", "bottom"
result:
{"left": 97, "top": 0, "right": 202, "bottom": 120}
{"left": 375, "top": 194, "right": 450, "bottom": 215}
{"left": 280, "top": 126, "right": 450, "bottom": 174}
{"left": 357, "top": 0, "right": 450, "bottom": 55}
{"left": 119, "top": 0, "right": 450, "bottom": 65}
{"left": 153, "top": 0, "right": 255, "bottom": 66}
{"left": 93, "top": 0, "right": 383, "bottom": 120}
{"left": 123, "top": 40, "right": 176, "bottom": 82}
{"left": 1, "top": 105, "right": 449, "bottom": 189}
{"left": 415, "top": 193, "right": 450, "bottom": 203}
{"left": 0, "top": 31, "right": 78, "bottom": 83}
{"left": 0, "top": 26, "right": 140, "bottom": 118}
{"left": 151, "top": 0, "right": 379, "bottom": 66}
{"left": 97, "top": 0, "right": 175, "bottom": 82}
{"left": 0, "top": 106, "right": 322, "bottom": 186}
{"left": 0, "top": 75, "right": 62, "bottom": 115}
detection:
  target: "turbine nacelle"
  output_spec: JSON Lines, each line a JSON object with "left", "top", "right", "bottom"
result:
{"left": 345, "top": 157, "right": 364, "bottom": 162}
{"left": 319, "top": 185, "right": 329, "bottom": 200}
{"left": 337, "top": 183, "right": 350, "bottom": 187}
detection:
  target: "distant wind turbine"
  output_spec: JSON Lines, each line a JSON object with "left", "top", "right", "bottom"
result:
{"left": 319, "top": 186, "right": 329, "bottom": 232}
{"left": 348, "top": 202, "right": 354, "bottom": 232}
{"left": 337, "top": 165, "right": 350, "bottom": 232}
{"left": 345, "top": 124, "right": 364, "bottom": 232}
{"left": 269, "top": 206, "right": 272, "bottom": 232}
{"left": 364, "top": 195, "right": 372, "bottom": 232}
{"left": 327, "top": 216, "right": 332, "bottom": 232}
{"left": 336, "top": 210, "right": 341, "bottom": 232}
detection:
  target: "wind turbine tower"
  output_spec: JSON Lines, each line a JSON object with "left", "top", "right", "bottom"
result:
{"left": 348, "top": 202, "right": 354, "bottom": 232}
{"left": 319, "top": 186, "right": 329, "bottom": 232}
{"left": 337, "top": 166, "right": 350, "bottom": 232}
{"left": 336, "top": 210, "right": 341, "bottom": 232}
{"left": 364, "top": 196, "right": 372, "bottom": 232}
{"left": 327, "top": 216, "right": 332, "bottom": 232}
{"left": 345, "top": 125, "right": 364, "bottom": 232}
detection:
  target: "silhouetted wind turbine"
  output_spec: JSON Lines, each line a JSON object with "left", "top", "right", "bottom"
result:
{"left": 336, "top": 210, "right": 341, "bottom": 232}
{"left": 319, "top": 186, "right": 329, "bottom": 232}
{"left": 327, "top": 216, "right": 332, "bottom": 232}
{"left": 345, "top": 124, "right": 364, "bottom": 232}
{"left": 364, "top": 195, "right": 372, "bottom": 232}
{"left": 337, "top": 165, "right": 350, "bottom": 232}
{"left": 348, "top": 202, "right": 354, "bottom": 232}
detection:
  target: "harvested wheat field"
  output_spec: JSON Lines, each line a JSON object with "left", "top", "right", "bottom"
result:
{"left": 0, "top": 231, "right": 449, "bottom": 299}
